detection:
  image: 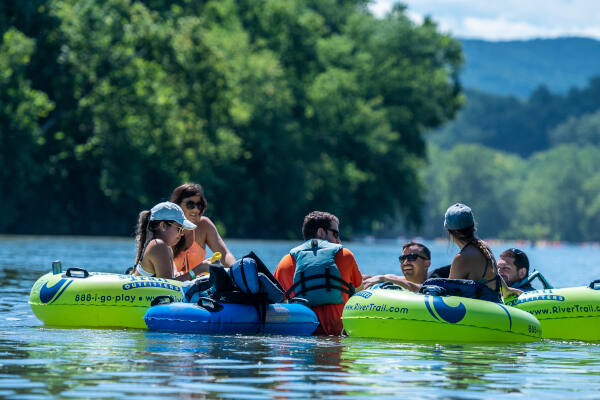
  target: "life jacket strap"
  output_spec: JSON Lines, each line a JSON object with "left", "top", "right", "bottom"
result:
{"left": 285, "top": 274, "right": 355, "bottom": 299}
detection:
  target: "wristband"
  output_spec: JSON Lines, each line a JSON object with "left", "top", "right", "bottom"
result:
{"left": 189, "top": 270, "right": 196, "bottom": 279}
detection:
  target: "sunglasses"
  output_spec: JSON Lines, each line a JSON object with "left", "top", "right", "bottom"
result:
{"left": 325, "top": 227, "right": 339, "bottom": 239}
{"left": 184, "top": 200, "right": 204, "bottom": 211}
{"left": 509, "top": 248, "right": 524, "bottom": 255}
{"left": 399, "top": 253, "right": 429, "bottom": 263}
{"left": 168, "top": 222, "right": 185, "bottom": 234}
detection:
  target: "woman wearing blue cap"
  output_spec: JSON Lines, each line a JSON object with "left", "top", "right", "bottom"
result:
{"left": 442, "top": 203, "right": 521, "bottom": 302}
{"left": 133, "top": 202, "right": 206, "bottom": 280}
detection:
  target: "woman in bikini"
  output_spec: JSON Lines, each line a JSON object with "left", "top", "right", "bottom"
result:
{"left": 444, "top": 203, "right": 521, "bottom": 302}
{"left": 133, "top": 201, "right": 207, "bottom": 280}
{"left": 170, "top": 183, "right": 236, "bottom": 275}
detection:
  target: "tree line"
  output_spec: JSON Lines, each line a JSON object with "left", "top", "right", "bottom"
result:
{"left": 429, "top": 78, "right": 600, "bottom": 157}
{"left": 418, "top": 143, "right": 600, "bottom": 242}
{"left": 0, "top": 0, "right": 462, "bottom": 239}
{"left": 420, "top": 76, "right": 600, "bottom": 242}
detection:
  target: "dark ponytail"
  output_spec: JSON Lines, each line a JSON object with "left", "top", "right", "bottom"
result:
{"left": 135, "top": 211, "right": 151, "bottom": 267}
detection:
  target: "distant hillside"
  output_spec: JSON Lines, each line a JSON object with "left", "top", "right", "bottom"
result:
{"left": 460, "top": 37, "right": 600, "bottom": 97}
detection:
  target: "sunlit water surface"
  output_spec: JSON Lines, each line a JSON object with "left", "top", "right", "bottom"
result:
{"left": 1, "top": 235, "right": 600, "bottom": 399}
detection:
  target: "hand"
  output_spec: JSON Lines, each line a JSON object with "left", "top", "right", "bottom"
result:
{"left": 192, "top": 260, "right": 211, "bottom": 276}
{"left": 363, "top": 275, "right": 384, "bottom": 288}
{"left": 505, "top": 286, "right": 523, "bottom": 298}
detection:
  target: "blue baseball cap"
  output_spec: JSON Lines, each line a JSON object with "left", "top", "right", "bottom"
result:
{"left": 444, "top": 203, "right": 474, "bottom": 230}
{"left": 150, "top": 202, "right": 196, "bottom": 230}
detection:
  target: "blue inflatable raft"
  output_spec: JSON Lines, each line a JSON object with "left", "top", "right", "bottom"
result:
{"left": 144, "top": 301, "right": 319, "bottom": 335}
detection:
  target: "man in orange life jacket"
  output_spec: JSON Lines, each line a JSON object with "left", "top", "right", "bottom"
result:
{"left": 274, "top": 211, "right": 363, "bottom": 335}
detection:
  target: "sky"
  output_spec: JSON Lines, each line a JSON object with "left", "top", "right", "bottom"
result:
{"left": 370, "top": 0, "right": 600, "bottom": 41}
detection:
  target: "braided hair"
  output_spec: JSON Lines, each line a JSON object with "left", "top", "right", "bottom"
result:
{"left": 134, "top": 210, "right": 166, "bottom": 267}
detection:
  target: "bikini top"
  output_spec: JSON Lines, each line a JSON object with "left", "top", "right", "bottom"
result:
{"left": 173, "top": 230, "right": 206, "bottom": 273}
{"left": 135, "top": 238, "right": 159, "bottom": 277}
{"left": 135, "top": 263, "right": 155, "bottom": 277}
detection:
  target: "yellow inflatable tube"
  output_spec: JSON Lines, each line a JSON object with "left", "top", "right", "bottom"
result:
{"left": 342, "top": 287, "right": 541, "bottom": 342}
{"left": 506, "top": 282, "right": 600, "bottom": 341}
{"left": 29, "top": 268, "right": 184, "bottom": 329}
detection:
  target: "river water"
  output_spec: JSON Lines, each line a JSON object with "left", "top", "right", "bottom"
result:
{"left": 2, "top": 235, "right": 600, "bottom": 399}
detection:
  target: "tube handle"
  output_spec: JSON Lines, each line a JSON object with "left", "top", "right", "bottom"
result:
{"left": 65, "top": 267, "right": 90, "bottom": 278}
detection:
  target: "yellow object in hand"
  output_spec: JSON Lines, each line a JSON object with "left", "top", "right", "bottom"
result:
{"left": 209, "top": 252, "right": 222, "bottom": 263}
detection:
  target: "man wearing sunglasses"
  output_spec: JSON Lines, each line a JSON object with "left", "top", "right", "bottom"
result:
{"left": 497, "top": 248, "right": 535, "bottom": 292}
{"left": 274, "top": 211, "right": 363, "bottom": 336}
{"left": 363, "top": 242, "right": 431, "bottom": 292}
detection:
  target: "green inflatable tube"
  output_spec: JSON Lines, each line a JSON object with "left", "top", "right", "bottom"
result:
{"left": 505, "top": 282, "right": 600, "bottom": 341}
{"left": 342, "top": 287, "right": 541, "bottom": 342}
{"left": 29, "top": 269, "right": 184, "bottom": 329}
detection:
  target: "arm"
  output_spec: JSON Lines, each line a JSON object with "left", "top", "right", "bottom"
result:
{"left": 199, "top": 217, "right": 236, "bottom": 267}
{"left": 345, "top": 250, "right": 364, "bottom": 293}
{"left": 363, "top": 274, "right": 397, "bottom": 288}
{"left": 499, "top": 275, "right": 523, "bottom": 298}
{"left": 172, "top": 262, "right": 210, "bottom": 281}
{"left": 363, "top": 274, "right": 421, "bottom": 292}
{"left": 274, "top": 254, "right": 295, "bottom": 292}
{"left": 146, "top": 241, "right": 206, "bottom": 281}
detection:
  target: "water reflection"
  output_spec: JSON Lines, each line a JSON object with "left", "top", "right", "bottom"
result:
{"left": 3, "top": 236, "right": 600, "bottom": 399}
{"left": 338, "top": 339, "right": 540, "bottom": 397}
{"left": 4, "top": 319, "right": 600, "bottom": 399}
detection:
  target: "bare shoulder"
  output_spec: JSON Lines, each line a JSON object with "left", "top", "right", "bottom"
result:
{"left": 450, "top": 246, "right": 486, "bottom": 279}
{"left": 196, "top": 216, "right": 218, "bottom": 232}
{"left": 449, "top": 252, "right": 472, "bottom": 278}
{"left": 144, "top": 239, "right": 172, "bottom": 257}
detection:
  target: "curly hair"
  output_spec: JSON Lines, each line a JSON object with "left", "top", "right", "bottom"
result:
{"left": 301, "top": 211, "right": 339, "bottom": 240}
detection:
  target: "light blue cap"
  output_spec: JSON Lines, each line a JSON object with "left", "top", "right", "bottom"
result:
{"left": 150, "top": 202, "right": 196, "bottom": 230}
{"left": 444, "top": 203, "right": 474, "bottom": 230}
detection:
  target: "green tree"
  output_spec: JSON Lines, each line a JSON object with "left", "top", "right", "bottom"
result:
{"left": 422, "top": 143, "right": 525, "bottom": 239}
{"left": 513, "top": 145, "right": 600, "bottom": 241}
{"left": 0, "top": 28, "right": 54, "bottom": 231}
{"left": 428, "top": 77, "right": 600, "bottom": 157}
{"left": 549, "top": 109, "right": 600, "bottom": 146}
{"left": 0, "top": 0, "right": 463, "bottom": 238}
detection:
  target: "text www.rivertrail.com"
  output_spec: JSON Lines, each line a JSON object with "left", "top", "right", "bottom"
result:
{"left": 529, "top": 304, "right": 600, "bottom": 315}
{"left": 344, "top": 303, "right": 409, "bottom": 314}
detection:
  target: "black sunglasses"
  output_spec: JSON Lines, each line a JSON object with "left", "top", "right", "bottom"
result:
{"left": 399, "top": 253, "right": 429, "bottom": 263}
{"left": 184, "top": 200, "right": 204, "bottom": 211}
{"left": 325, "top": 227, "right": 339, "bottom": 239}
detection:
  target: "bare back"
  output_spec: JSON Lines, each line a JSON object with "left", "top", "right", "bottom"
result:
{"left": 449, "top": 242, "right": 498, "bottom": 290}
